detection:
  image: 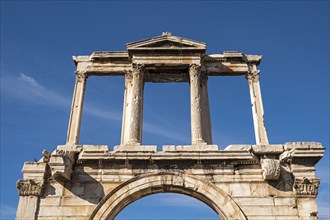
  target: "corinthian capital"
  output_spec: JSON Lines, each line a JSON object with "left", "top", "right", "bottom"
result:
{"left": 132, "top": 63, "right": 145, "bottom": 73}
{"left": 189, "top": 64, "right": 202, "bottom": 79}
{"left": 246, "top": 70, "right": 260, "bottom": 81}
{"left": 189, "top": 63, "right": 201, "bottom": 72}
{"left": 75, "top": 71, "right": 88, "bottom": 82}
{"left": 294, "top": 178, "right": 320, "bottom": 197}
{"left": 16, "top": 179, "right": 44, "bottom": 197}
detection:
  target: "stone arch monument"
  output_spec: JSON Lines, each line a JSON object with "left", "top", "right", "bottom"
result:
{"left": 16, "top": 33, "right": 325, "bottom": 220}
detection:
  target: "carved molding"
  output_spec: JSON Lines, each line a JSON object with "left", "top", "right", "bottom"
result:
{"left": 279, "top": 148, "right": 295, "bottom": 163}
{"left": 16, "top": 179, "right": 44, "bottom": 197}
{"left": 132, "top": 63, "right": 145, "bottom": 73}
{"left": 48, "top": 150, "right": 76, "bottom": 181}
{"left": 189, "top": 64, "right": 202, "bottom": 82}
{"left": 246, "top": 70, "right": 260, "bottom": 81}
{"left": 189, "top": 63, "right": 201, "bottom": 72}
{"left": 261, "top": 158, "right": 281, "bottom": 181}
{"left": 76, "top": 71, "right": 88, "bottom": 82}
{"left": 294, "top": 178, "right": 320, "bottom": 197}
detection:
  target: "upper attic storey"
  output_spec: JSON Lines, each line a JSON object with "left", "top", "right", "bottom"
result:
{"left": 75, "top": 33, "right": 262, "bottom": 77}
{"left": 89, "top": 32, "right": 207, "bottom": 63}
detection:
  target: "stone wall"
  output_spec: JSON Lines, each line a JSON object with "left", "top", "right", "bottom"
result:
{"left": 16, "top": 142, "right": 324, "bottom": 220}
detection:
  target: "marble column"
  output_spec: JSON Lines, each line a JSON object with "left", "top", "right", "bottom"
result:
{"left": 189, "top": 64, "right": 207, "bottom": 145}
{"left": 201, "top": 73, "right": 213, "bottom": 145}
{"left": 66, "top": 71, "right": 87, "bottom": 145}
{"left": 247, "top": 65, "right": 269, "bottom": 145}
{"left": 121, "top": 64, "right": 145, "bottom": 145}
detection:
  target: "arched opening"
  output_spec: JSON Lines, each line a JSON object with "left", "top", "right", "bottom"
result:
{"left": 90, "top": 172, "right": 246, "bottom": 220}
{"left": 115, "top": 193, "right": 219, "bottom": 219}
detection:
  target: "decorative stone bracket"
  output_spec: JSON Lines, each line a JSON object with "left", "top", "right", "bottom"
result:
{"left": 260, "top": 158, "right": 281, "bottom": 181}
{"left": 16, "top": 179, "right": 44, "bottom": 197}
{"left": 294, "top": 177, "right": 320, "bottom": 197}
{"left": 48, "top": 148, "right": 76, "bottom": 181}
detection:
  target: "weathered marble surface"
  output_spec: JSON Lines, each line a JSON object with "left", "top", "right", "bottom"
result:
{"left": 16, "top": 34, "right": 325, "bottom": 220}
{"left": 16, "top": 142, "right": 324, "bottom": 220}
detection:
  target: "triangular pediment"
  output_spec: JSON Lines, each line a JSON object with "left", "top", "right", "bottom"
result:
{"left": 126, "top": 32, "right": 206, "bottom": 51}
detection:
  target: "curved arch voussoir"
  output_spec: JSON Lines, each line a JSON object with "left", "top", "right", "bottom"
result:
{"left": 90, "top": 172, "right": 246, "bottom": 220}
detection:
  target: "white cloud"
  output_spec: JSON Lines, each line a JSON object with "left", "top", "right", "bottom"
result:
{"left": 143, "top": 121, "right": 190, "bottom": 143}
{"left": 1, "top": 73, "right": 70, "bottom": 107}
{"left": 18, "top": 73, "right": 40, "bottom": 87}
{"left": 1, "top": 73, "right": 189, "bottom": 143}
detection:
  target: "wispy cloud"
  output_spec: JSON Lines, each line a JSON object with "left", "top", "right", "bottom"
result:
{"left": 0, "top": 205, "right": 16, "bottom": 219}
{"left": 1, "top": 73, "right": 71, "bottom": 107}
{"left": 143, "top": 121, "right": 190, "bottom": 143}
{"left": 1, "top": 73, "right": 188, "bottom": 143}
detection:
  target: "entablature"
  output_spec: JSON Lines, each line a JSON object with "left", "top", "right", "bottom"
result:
{"left": 72, "top": 53, "right": 260, "bottom": 78}
{"left": 72, "top": 33, "right": 262, "bottom": 79}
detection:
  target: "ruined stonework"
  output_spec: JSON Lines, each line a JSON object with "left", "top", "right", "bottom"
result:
{"left": 16, "top": 33, "right": 325, "bottom": 220}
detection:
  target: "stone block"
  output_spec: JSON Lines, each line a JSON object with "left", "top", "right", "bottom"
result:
{"left": 261, "top": 159, "right": 281, "bottom": 180}
{"left": 252, "top": 145, "right": 284, "bottom": 154}
{"left": 16, "top": 196, "right": 38, "bottom": 219}
{"left": 39, "top": 197, "right": 61, "bottom": 206}
{"left": 235, "top": 197, "right": 274, "bottom": 206}
{"left": 22, "top": 162, "right": 48, "bottom": 181}
{"left": 224, "top": 145, "right": 252, "bottom": 151}
{"left": 81, "top": 145, "right": 109, "bottom": 152}
{"left": 83, "top": 182, "right": 105, "bottom": 197}
{"left": 284, "top": 142, "right": 323, "bottom": 150}
{"left": 113, "top": 145, "right": 157, "bottom": 152}
{"left": 38, "top": 206, "right": 93, "bottom": 217}
{"left": 163, "top": 144, "right": 218, "bottom": 151}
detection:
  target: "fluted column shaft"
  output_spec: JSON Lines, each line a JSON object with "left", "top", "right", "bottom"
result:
{"left": 66, "top": 72, "right": 87, "bottom": 145}
{"left": 247, "top": 65, "right": 269, "bottom": 145}
{"left": 121, "top": 64, "right": 145, "bottom": 145}
{"left": 189, "top": 64, "right": 207, "bottom": 145}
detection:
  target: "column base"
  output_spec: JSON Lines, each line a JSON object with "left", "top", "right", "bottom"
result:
{"left": 163, "top": 145, "right": 218, "bottom": 151}
{"left": 114, "top": 145, "right": 157, "bottom": 152}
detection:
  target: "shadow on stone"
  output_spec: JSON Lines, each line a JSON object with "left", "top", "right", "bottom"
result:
{"left": 268, "top": 165, "right": 294, "bottom": 192}
{"left": 44, "top": 167, "right": 105, "bottom": 205}
{"left": 43, "top": 183, "right": 56, "bottom": 196}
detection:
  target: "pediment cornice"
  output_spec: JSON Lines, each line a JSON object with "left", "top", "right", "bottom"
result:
{"left": 126, "top": 32, "right": 206, "bottom": 53}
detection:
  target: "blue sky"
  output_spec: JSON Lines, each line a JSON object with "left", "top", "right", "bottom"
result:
{"left": 1, "top": 1, "right": 329, "bottom": 219}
